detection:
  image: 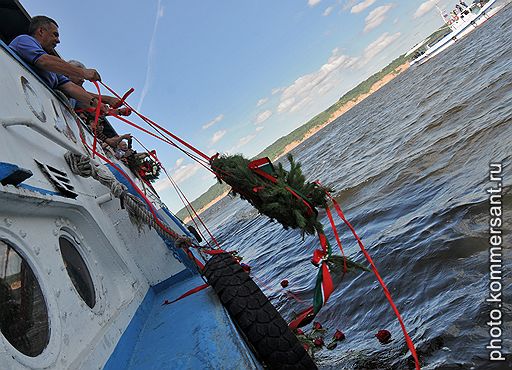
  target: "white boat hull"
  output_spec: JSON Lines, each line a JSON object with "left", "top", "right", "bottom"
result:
{"left": 410, "top": 0, "right": 500, "bottom": 66}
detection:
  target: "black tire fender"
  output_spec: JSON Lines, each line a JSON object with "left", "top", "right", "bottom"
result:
{"left": 203, "top": 252, "right": 317, "bottom": 369}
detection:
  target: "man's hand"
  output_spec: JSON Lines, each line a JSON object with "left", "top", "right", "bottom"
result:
{"left": 102, "top": 96, "right": 122, "bottom": 107}
{"left": 82, "top": 68, "right": 101, "bottom": 81}
{"left": 100, "top": 103, "right": 109, "bottom": 115}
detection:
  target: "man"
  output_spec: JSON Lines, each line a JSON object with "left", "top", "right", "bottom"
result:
{"left": 9, "top": 16, "right": 118, "bottom": 110}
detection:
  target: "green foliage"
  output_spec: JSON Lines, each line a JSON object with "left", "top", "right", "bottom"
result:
{"left": 211, "top": 154, "right": 332, "bottom": 236}
{"left": 425, "top": 26, "right": 451, "bottom": 47}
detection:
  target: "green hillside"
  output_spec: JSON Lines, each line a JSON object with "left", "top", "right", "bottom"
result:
{"left": 176, "top": 52, "right": 409, "bottom": 220}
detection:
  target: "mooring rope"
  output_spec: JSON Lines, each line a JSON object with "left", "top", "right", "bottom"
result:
{"left": 64, "top": 151, "right": 192, "bottom": 250}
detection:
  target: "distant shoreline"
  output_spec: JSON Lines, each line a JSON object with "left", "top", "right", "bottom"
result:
{"left": 275, "top": 61, "right": 409, "bottom": 159}
{"left": 183, "top": 61, "right": 409, "bottom": 222}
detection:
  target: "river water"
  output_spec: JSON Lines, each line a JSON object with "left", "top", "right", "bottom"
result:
{"left": 201, "top": 4, "right": 512, "bottom": 369}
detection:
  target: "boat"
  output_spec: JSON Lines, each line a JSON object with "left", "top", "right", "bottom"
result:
{"left": 0, "top": 1, "right": 316, "bottom": 369}
{"left": 409, "top": 0, "right": 499, "bottom": 66}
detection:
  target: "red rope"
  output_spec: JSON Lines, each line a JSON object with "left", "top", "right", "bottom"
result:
{"left": 132, "top": 136, "right": 220, "bottom": 249}
{"left": 90, "top": 81, "right": 102, "bottom": 158}
{"left": 100, "top": 82, "right": 212, "bottom": 162}
{"left": 325, "top": 205, "right": 347, "bottom": 274}
{"left": 110, "top": 113, "right": 216, "bottom": 174}
{"left": 326, "top": 194, "right": 420, "bottom": 370}
{"left": 112, "top": 87, "right": 134, "bottom": 108}
{"left": 72, "top": 93, "right": 205, "bottom": 272}
{"left": 89, "top": 84, "right": 226, "bottom": 256}
{"left": 89, "top": 85, "right": 418, "bottom": 369}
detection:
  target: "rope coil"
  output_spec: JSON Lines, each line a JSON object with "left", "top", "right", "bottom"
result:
{"left": 64, "top": 151, "right": 192, "bottom": 249}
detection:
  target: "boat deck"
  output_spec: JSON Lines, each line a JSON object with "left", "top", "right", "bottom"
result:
{"left": 105, "top": 273, "right": 261, "bottom": 370}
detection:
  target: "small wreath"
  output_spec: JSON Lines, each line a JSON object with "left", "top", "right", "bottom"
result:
{"left": 127, "top": 154, "right": 161, "bottom": 183}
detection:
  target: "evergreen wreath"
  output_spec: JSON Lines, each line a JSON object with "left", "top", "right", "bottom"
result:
{"left": 128, "top": 154, "right": 161, "bottom": 183}
{"left": 211, "top": 154, "right": 333, "bottom": 236}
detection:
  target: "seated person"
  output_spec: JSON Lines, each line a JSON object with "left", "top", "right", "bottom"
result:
{"left": 115, "top": 140, "right": 150, "bottom": 162}
{"left": 114, "top": 139, "right": 132, "bottom": 161}
{"left": 9, "top": 16, "right": 107, "bottom": 112}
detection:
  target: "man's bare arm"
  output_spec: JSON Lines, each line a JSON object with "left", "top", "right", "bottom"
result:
{"left": 35, "top": 54, "right": 101, "bottom": 81}
{"left": 58, "top": 82, "right": 107, "bottom": 113}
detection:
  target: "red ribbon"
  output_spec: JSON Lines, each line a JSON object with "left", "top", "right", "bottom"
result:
{"left": 326, "top": 193, "right": 420, "bottom": 370}
{"left": 162, "top": 283, "right": 209, "bottom": 305}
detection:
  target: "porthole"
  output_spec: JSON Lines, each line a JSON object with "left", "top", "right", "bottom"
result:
{"left": 21, "top": 76, "right": 46, "bottom": 123}
{"left": 58, "top": 236, "right": 96, "bottom": 308}
{"left": 0, "top": 240, "right": 49, "bottom": 357}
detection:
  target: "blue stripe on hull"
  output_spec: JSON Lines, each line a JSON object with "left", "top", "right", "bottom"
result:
{"left": 105, "top": 273, "right": 261, "bottom": 370}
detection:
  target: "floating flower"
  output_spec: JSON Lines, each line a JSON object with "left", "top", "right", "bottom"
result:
{"left": 303, "top": 343, "right": 310, "bottom": 352}
{"left": 375, "top": 329, "right": 392, "bottom": 344}
{"left": 280, "top": 279, "right": 289, "bottom": 288}
{"left": 295, "top": 328, "right": 304, "bottom": 336}
{"left": 333, "top": 329, "right": 345, "bottom": 341}
{"left": 313, "top": 337, "right": 324, "bottom": 347}
{"left": 313, "top": 321, "right": 322, "bottom": 330}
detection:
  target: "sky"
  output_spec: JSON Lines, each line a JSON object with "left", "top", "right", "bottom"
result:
{"left": 22, "top": 0, "right": 456, "bottom": 212}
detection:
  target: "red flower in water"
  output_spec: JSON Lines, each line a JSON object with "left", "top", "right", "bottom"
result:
{"left": 295, "top": 328, "right": 304, "bottom": 336}
{"left": 280, "top": 279, "right": 289, "bottom": 288}
{"left": 313, "top": 337, "right": 324, "bottom": 347}
{"left": 313, "top": 321, "right": 322, "bottom": 330}
{"left": 303, "top": 343, "right": 310, "bottom": 351}
{"left": 375, "top": 329, "right": 392, "bottom": 344}
{"left": 333, "top": 330, "right": 346, "bottom": 341}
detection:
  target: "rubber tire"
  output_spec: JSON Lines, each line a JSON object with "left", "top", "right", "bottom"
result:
{"left": 203, "top": 253, "right": 317, "bottom": 370}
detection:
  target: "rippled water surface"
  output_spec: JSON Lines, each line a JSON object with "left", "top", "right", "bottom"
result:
{"left": 201, "top": 5, "right": 512, "bottom": 369}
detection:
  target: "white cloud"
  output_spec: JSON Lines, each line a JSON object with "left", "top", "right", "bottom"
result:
{"left": 153, "top": 159, "right": 202, "bottom": 189}
{"left": 317, "top": 82, "right": 335, "bottom": 96}
{"left": 277, "top": 48, "right": 357, "bottom": 113}
{"left": 202, "top": 114, "right": 224, "bottom": 129}
{"left": 170, "top": 162, "right": 202, "bottom": 184}
{"left": 360, "top": 31, "right": 401, "bottom": 63}
{"left": 136, "top": 0, "right": 164, "bottom": 111}
{"left": 343, "top": 0, "right": 359, "bottom": 10}
{"left": 255, "top": 126, "right": 264, "bottom": 132}
{"left": 323, "top": 6, "right": 334, "bottom": 16}
{"left": 254, "top": 110, "right": 273, "bottom": 124}
{"left": 237, "top": 134, "right": 256, "bottom": 147}
{"left": 308, "top": 0, "right": 321, "bottom": 7}
{"left": 414, "top": 0, "right": 436, "bottom": 18}
{"left": 351, "top": 0, "right": 376, "bottom": 14}
{"left": 278, "top": 97, "right": 296, "bottom": 113}
{"left": 364, "top": 4, "right": 393, "bottom": 32}
{"left": 290, "top": 97, "right": 312, "bottom": 113}
{"left": 272, "top": 87, "right": 284, "bottom": 95}
{"left": 153, "top": 178, "right": 171, "bottom": 192}
{"left": 256, "top": 97, "right": 268, "bottom": 107}
{"left": 226, "top": 133, "right": 258, "bottom": 154}
{"left": 210, "top": 130, "right": 226, "bottom": 144}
